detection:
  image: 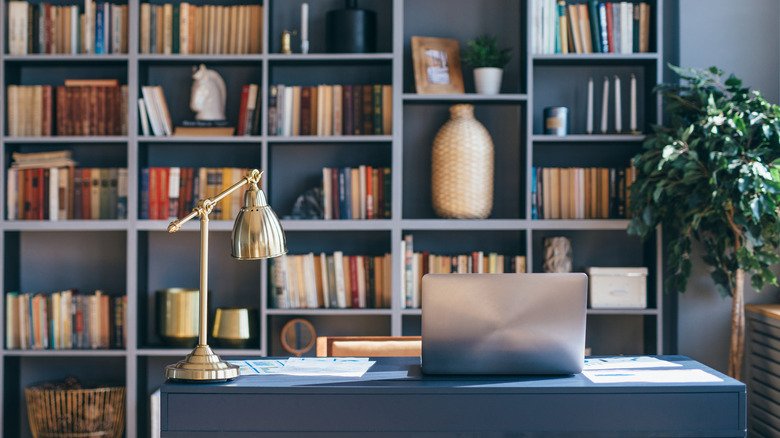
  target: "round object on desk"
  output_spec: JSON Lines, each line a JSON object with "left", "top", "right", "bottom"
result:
{"left": 280, "top": 318, "right": 316, "bottom": 357}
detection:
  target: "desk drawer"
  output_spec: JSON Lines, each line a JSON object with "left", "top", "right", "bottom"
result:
{"left": 164, "top": 391, "right": 743, "bottom": 436}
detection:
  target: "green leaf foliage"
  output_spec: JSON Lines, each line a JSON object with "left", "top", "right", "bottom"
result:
{"left": 628, "top": 65, "right": 780, "bottom": 297}
{"left": 461, "top": 34, "right": 512, "bottom": 69}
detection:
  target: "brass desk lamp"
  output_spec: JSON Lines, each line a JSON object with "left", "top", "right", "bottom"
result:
{"left": 164, "top": 169, "right": 286, "bottom": 382}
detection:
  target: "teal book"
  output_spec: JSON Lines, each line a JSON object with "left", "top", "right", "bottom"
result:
{"left": 588, "top": 0, "right": 602, "bottom": 53}
{"left": 172, "top": 4, "right": 180, "bottom": 54}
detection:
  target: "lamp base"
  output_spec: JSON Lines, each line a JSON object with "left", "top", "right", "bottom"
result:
{"left": 165, "top": 344, "right": 240, "bottom": 382}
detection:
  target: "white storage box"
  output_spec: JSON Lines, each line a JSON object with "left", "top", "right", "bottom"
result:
{"left": 586, "top": 267, "right": 648, "bottom": 309}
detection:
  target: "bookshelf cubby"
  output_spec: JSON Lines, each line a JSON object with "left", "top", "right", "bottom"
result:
{"left": 0, "top": 0, "right": 666, "bottom": 436}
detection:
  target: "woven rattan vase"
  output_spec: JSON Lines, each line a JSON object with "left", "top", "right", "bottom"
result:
{"left": 431, "top": 104, "right": 494, "bottom": 219}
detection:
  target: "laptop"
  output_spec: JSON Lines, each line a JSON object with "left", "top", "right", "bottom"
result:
{"left": 421, "top": 272, "right": 587, "bottom": 375}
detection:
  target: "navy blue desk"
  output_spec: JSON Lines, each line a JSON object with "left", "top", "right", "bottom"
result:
{"left": 160, "top": 355, "right": 746, "bottom": 437}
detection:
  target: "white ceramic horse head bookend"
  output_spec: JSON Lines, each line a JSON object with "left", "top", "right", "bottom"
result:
{"left": 190, "top": 64, "right": 227, "bottom": 121}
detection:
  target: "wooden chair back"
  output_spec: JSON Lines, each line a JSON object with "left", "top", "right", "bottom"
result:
{"left": 315, "top": 336, "right": 422, "bottom": 357}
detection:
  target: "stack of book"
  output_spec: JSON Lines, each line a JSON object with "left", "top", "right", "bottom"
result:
{"left": 139, "top": 2, "right": 262, "bottom": 55}
{"left": 533, "top": 0, "right": 651, "bottom": 54}
{"left": 531, "top": 166, "right": 633, "bottom": 219}
{"left": 139, "top": 85, "right": 173, "bottom": 136}
{"left": 7, "top": 0, "right": 129, "bottom": 55}
{"left": 139, "top": 167, "right": 251, "bottom": 220}
{"left": 269, "top": 84, "right": 392, "bottom": 137}
{"left": 269, "top": 252, "right": 392, "bottom": 310}
{"left": 400, "top": 235, "right": 527, "bottom": 309}
{"left": 7, "top": 150, "right": 127, "bottom": 221}
{"left": 322, "top": 166, "right": 391, "bottom": 220}
{"left": 5, "top": 289, "right": 126, "bottom": 350}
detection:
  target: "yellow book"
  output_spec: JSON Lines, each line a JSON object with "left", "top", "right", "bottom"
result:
{"left": 140, "top": 3, "right": 150, "bottom": 53}
{"left": 229, "top": 5, "right": 239, "bottom": 54}
{"left": 162, "top": 3, "right": 173, "bottom": 54}
{"left": 567, "top": 5, "right": 582, "bottom": 53}
{"left": 249, "top": 5, "right": 262, "bottom": 54}
{"left": 350, "top": 167, "right": 360, "bottom": 219}
{"left": 550, "top": 167, "right": 561, "bottom": 219}
{"left": 560, "top": 167, "right": 570, "bottom": 219}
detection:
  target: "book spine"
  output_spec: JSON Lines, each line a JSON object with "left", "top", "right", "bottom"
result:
{"left": 372, "top": 84, "right": 383, "bottom": 135}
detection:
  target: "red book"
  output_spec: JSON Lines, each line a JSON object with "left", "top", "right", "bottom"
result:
{"left": 23, "top": 169, "right": 32, "bottom": 219}
{"left": 605, "top": 2, "right": 614, "bottom": 53}
{"left": 236, "top": 85, "right": 249, "bottom": 135}
{"left": 33, "top": 168, "right": 44, "bottom": 220}
{"left": 365, "top": 165, "right": 374, "bottom": 219}
{"left": 148, "top": 167, "right": 159, "bottom": 220}
{"left": 97, "top": 86, "right": 107, "bottom": 135}
{"left": 55, "top": 86, "right": 66, "bottom": 135}
{"left": 348, "top": 255, "right": 359, "bottom": 308}
{"left": 300, "top": 86, "right": 312, "bottom": 136}
{"left": 158, "top": 167, "right": 169, "bottom": 221}
{"left": 342, "top": 85, "right": 354, "bottom": 136}
{"left": 331, "top": 167, "right": 340, "bottom": 219}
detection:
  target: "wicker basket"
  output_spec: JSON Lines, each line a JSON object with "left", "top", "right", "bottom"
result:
{"left": 25, "top": 384, "right": 125, "bottom": 438}
{"left": 431, "top": 104, "right": 494, "bottom": 219}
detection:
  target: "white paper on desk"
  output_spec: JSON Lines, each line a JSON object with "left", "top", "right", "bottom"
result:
{"left": 583, "top": 369, "right": 723, "bottom": 384}
{"left": 584, "top": 356, "right": 682, "bottom": 370}
{"left": 276, "top": 357, "right": 375, "bottom": 377}
{"left": 229, "top": 359, "right": 287, "bottom": 376}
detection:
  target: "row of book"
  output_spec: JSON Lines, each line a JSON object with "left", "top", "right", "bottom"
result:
{"left": 6, "top": 81, "right": 128, "bottom": 137}
{"left": 533, "top": 0, "right": 651, "bottom": 54}
{"left": 322, "top": 166, "right": 391, "bottom": 221}
{"left": 269, "top": 252, "right": 392, "bottom": 310}
{"left": 7, "top": 166, "right": 128, "bottom": 221}
{"left": 140, "top": 3, "right": 262, "bottom": 55}
{"left": 5, "top": 290, "right": 126, "bottom": 350}
{"left": 8, "top": 1, "right": 128, "bottom": 55}
{"left": 140, "top": 167, "right": 252, "bottom": 221}
{"left": 269, "top": 84, "right": 393, "bottom": 137}
{"left": 400, "top": 235, "right": 527, "bottom": 309}
{"left": 531, "top": 166, "right": 634, "bottom": 220}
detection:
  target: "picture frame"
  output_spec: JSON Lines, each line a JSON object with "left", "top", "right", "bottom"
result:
{"left": 411, "top": 36, "right": 465, "bottom": 94}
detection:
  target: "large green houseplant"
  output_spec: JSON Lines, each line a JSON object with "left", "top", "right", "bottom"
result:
{"left": 628, "top": 65, "right": 780, "bottom": 380}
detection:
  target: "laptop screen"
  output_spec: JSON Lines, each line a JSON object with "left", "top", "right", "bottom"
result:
{"left": 421, "top": 273, "right": 588, "bottom": 375}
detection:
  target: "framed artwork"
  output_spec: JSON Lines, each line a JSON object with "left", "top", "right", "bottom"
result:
{"left": 411, "top": 36, "right": 465, "bottom": 94}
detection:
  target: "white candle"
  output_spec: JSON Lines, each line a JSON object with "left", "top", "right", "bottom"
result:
{"left": 630, "top": 73, "right": 637, "bottom": 133}
{"left": 614, "top": 75, "right": 622, "bottom": 134}
{"left": 600, "top": 76, "right": 609, "bottom": 134}
{"left": 301, "top": 3, "right": 309, "bottom": 54}
{"left": 586, "top": 77, "right": 594, "bottom": 135}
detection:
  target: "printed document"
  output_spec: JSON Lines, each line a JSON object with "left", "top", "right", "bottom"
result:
{"left": 583, "top": 368, "right": 723, "bottom": 384}
{"left": 584, "top": 356, "right": 682, "bottom": 370}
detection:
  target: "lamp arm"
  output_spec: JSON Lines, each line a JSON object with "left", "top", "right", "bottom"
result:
{"left": 167, "top": 169, "right": 264, "bottom": 233}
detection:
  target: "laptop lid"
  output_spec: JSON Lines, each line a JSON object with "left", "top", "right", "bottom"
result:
{"left": 421, "top": 273, "right": 588, "bottom": 375}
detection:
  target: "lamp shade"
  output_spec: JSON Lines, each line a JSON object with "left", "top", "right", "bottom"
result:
{"left": 231, "top": 184, "right": 287, "bottom": 259}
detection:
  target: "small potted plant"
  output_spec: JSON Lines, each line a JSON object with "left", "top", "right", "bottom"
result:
{"left": 462, "top": 34, "right": 512, "bottom": 94}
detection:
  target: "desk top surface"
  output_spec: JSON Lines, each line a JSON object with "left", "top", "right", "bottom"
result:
{"left": 161, "top": 355, "right": 744, "bottom": 395}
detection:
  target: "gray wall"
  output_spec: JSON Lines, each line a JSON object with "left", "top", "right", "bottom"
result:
{"left": 675, "top": 0, "right": 780, "bottom": 374}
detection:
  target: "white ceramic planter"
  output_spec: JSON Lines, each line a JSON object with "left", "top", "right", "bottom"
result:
{"left": 473, "top": 67, "right": 503, "bottom": 94}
